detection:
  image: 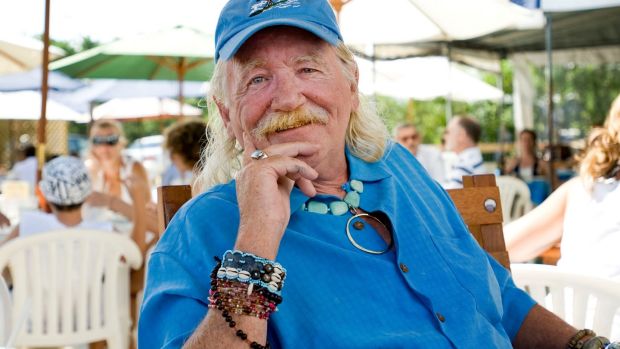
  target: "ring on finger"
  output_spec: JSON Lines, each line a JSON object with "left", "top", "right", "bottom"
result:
{"left": 250, "top": 149, "right": 269, "bottom": 160}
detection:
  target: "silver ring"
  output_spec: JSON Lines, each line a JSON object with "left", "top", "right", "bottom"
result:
{"left": 250, "top": 149, "right": 269, "bottom": 160}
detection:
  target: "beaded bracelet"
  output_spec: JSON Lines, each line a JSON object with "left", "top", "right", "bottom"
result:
{"left": 217, "top": 250, "right": 287, "bottom": 295}
{"left": 210, "top": 257, "right": 271, "bottom": 349}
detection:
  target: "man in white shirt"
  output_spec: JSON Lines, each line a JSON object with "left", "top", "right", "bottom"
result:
{"left": 394, "top": 123, "right": 445, "bottom": 183}
{"left": 443, "top": 116, "right": 487, "bottom": 189}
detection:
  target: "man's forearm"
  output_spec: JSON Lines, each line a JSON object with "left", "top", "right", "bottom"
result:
{"left": 514, "top": 304, "right": 577, "bottom": 349}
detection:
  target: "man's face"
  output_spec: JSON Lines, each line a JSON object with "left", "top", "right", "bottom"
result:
{"left": 218, "top": 27, "right": 359, "bottom": 170}
{"left": 444, "top": 118, "right": 464, "bottom": 152}
{"left": 395, "top": 126, "right": 420, "bottom": 155}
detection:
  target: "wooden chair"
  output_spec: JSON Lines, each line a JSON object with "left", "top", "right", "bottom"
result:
{"left": 447, "top": 174, "right": 511, "bottom": 270}
{"left": 157, "top": 185, "right": 192, "bottom": 231}
{"left": 126, "top": 185, "right": 192, "bottom": 349}
{"left": 156, "top": 177, "right": 510, "bottom": 271}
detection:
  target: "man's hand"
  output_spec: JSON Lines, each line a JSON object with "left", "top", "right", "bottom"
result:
{"left": 234, "top": 132, "right": 319, "bottom": 259}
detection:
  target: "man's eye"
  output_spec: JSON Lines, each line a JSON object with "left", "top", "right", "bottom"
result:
{"left": 250, "top": 76, "right": 265, "bottom": 85}
{"left": 301, "top": 67, "right": 318, "bottom": 74}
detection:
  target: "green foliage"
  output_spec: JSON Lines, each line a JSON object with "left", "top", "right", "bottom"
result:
{"left": 531, "top": 63, "right": 620, "bottom": 141}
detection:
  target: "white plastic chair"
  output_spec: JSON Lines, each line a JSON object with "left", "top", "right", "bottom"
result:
{"left": 0, "top": 230, "right": 142, "bottom": 349}
{"left": 511, "top": 263, "right": 620, "bottom": 337}
{"left": 495, "top": 175, "right": 533, "bottom": 223}
{"left": 0, "top": 275, "right": 10, "bottom": 346}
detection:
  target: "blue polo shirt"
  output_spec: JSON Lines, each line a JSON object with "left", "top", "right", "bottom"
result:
{"left": 139, "top": 143, "right": 535, "bottom": 348}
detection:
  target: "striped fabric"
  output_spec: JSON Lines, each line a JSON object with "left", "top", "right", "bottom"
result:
{"left": 444, "top": 147, "right": 487, "bottom": 189}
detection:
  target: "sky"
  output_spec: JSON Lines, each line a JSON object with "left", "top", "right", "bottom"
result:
{"left": 0, "top": 0, "right": 227, "bottom": 45}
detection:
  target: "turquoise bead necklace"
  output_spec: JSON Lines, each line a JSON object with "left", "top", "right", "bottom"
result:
{"left": 301, "top": 179, "right": 392, "bottom": 255}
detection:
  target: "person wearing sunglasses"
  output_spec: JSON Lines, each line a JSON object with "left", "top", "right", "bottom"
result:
{"left": 84, "top": 120, "right": 155, "bottom": 240}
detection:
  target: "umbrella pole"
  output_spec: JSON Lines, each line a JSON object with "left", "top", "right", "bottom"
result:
{"left": 545, "top": 13, "right": 557, "bottom": 189}
{"left": 177, "top": 58, "right": 186, "bottom": 118}
{"left": 37, "top": 0, "right": 51, "bottom": 182}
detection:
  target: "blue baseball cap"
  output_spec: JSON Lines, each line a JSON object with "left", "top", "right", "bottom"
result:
{"left": 215, "top": 0, "right": 343, "bottom": 62}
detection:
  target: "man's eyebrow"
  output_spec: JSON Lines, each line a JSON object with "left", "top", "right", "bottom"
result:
{"left": 236, "top": 58, "right": 267, "bottom": 80}
{"left": 292, "top": 54, "right": 326, "bottom": 66}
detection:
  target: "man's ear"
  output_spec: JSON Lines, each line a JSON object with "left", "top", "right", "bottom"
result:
{"left": 214, "top": 97, "right": 235, "bottom": 138}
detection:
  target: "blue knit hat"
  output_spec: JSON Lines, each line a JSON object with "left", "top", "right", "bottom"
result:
{"left": 215, "top": 0, "right": 342, "bottom": 61}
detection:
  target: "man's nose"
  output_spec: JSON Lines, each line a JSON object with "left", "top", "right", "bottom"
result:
{"left": 270, "top": 73, "right": 305, "bottom": 111}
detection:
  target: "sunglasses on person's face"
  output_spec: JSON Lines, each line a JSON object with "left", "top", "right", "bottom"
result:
{"left": 91, "top": 135, "right": 120, "bottom": 146}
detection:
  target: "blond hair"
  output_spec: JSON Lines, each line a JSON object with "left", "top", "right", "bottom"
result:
{"left": 195, "top": 42, "right": 389, "bottom": 192}
{"left": 577, "top": 94, "right": 620, "bottom": 187}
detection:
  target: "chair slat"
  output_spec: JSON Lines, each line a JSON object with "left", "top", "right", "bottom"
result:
{"left": 448, "top": 174, "right": 510, "bottom": 270}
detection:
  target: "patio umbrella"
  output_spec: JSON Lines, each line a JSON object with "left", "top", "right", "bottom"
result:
{"left": 0, "top": 67, "right": 83, "bottom": 92}
{"left": 50, "top": 79, "right": 209, "bottom": 114}
{"left": 92, "top": 97, "right": 202, "bottom": 121}
{"left": 49, "top": 26, "right": 215, "bottom": 116}
{"left": 356, "top": 56, "right": 503, "bottom": 102}
{"left": 0, "top": 91, "right": 87, "bottom": 122}
{"left": 0, "top": 35, "right": 64, "bottom": 76}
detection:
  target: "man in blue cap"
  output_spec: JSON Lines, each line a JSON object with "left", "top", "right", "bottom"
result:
{"left": 139, "top": 1, "right": 619, "bottom": 348}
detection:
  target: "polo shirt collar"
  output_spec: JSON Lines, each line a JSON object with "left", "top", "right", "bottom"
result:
{"left": 289, "top": 145, "right": 392, "bottom": 214}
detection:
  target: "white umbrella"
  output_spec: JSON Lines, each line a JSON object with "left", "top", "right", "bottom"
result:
{"left": 0, "top": 35, "right": 64, "bottom": 76}
{"left": 50, "top": 79, "right": 209, "bottom": 113}
{"left": 338, "top": 0, "right": 544, "bottom": 47}
{"left": 92, "top": 97, "right": 202, "bottom": 121}
{"left": 356, "top": 56, "right": 503, "bottom": 102}
{"left": 0, "top": 91, "right": 87, "bottom": 121}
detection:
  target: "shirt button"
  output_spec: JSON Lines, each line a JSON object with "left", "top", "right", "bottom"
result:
{"left": 399, "top": 263, "right": 409, "bottom": 273}
{"left": 436, "top": 312, "right": 446, "bottom": 322}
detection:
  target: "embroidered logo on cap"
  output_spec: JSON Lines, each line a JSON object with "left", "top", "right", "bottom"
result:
{"left": 250, "top": 0, "right": 300, "bottom": 17}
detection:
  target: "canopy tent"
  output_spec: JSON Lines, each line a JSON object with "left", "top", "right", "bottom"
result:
{"left": 92, "top": 97, "right": 202, "bottom": 121}
{"left": 356, "top": 56, "right": 503, "bottom": 102}
{"left": 49, "top": 79, "right": 209, "bottom": 113}
{"left": 0, "top": 91, "right": 87, "bottom": 122}
{"left": 337, "top": 0, "right": 544, "bottom": 72}
{"left": 49, "top": 26, "right": 215, "bottom": 115}
{"left": 0, "top": 36, "right": 64, "bottom": 76}
{"left": 0, "top": 68, "right": 83, "bottom": 92}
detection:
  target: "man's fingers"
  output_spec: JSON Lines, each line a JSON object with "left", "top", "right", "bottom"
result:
{"left": 241, "top": 132, "right": 257, "bottom": 165}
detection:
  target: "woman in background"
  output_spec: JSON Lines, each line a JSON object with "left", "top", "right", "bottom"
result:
{"left": 84, "top": 120, "right": 155, "bottom": 237}
{"left": 505, "top": 93, "right": 620, "bottom": 281}
{"left": 162, "top": 119, "right": 209, "bottom": 190}
{"left": 504, "top": 129, "right": 547, "bottom": 181}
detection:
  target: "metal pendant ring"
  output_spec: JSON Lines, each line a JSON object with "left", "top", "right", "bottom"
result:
{"left": 346, "top": 213, "right": 393, "bottom": 255}
{"left": 250, "top": 149, "right": 269, "bottom": 160}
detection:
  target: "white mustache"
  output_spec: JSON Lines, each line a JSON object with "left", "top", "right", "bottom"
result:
{"left": 252, "top": 105, "right": 329, "bottom": 139}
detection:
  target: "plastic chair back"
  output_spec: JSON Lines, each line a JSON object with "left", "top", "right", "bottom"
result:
{"left": 0, "top": 275, "right": 10, "bottom": 346}
{"left": 496, "top": 175, "right": 533, "bottom": 223}
{"left": 511, "top": 263, "right": 620, "bottom": 337}
{"left": 0, "top": 230, "right": 142, "bottom": 348}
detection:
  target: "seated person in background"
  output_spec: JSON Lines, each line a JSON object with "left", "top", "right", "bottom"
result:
{"left": 84, "top": 120, "right": 156, "bottom": 236}
{"left": 1, "top": 156, "right": 147, "bottom": 252}
{"left": 162, "top": 119, "right": 210, "bottom": 188}
{"left": 394, "top": 123, "right": 445, "bottom": 183}
{"left": 506, "top": 93, "right": 620, "bottom": 282}
{"left": 7, "top": 142, "right": 37, "bottom": 192}
{"left": 139, "top": 1, "right": 618, "bottom": 348}
{"left": 504, "top": 129, "right": 548, "bottom": 181}
{"left": 442, "top": 115, "right": 488, "bottom": 189}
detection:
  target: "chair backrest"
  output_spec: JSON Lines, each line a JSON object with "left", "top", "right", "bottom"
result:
{"left": 495, "top": 175, "right": 533, "bottom": 223}
{"left": 0, "top": 230, "right": 142, "bottom": 348}
{"left": 511, "top": 263, "right": 620, "bottom": 337}
{"left": 447, "top": 174, "right": 511, "bottom": 270}
{"left": 157, "top": 185, "right": 192, "bottom": 232}
{"left": 0, "top": 275, "right": 10, "bottom": 346}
